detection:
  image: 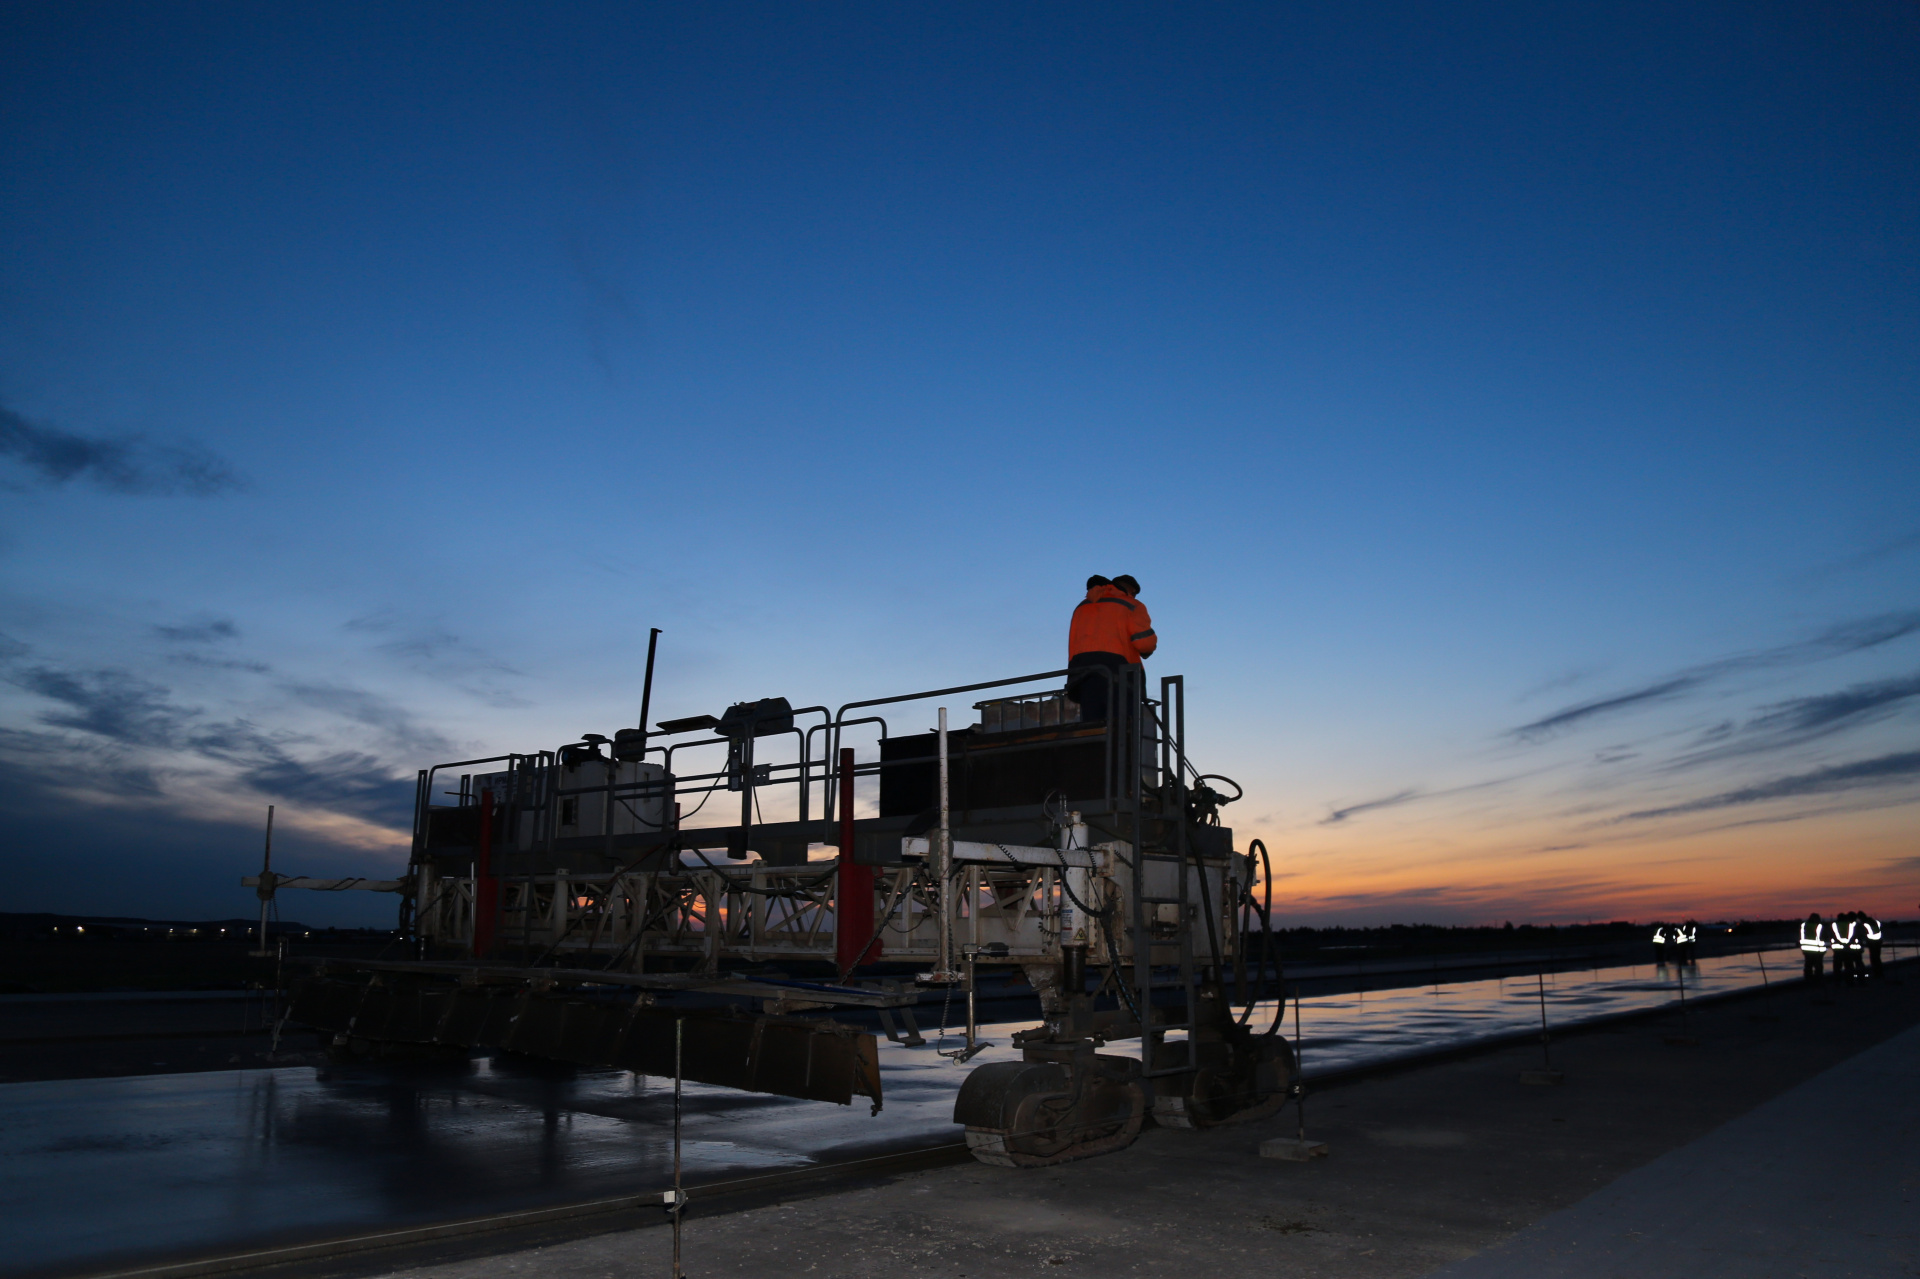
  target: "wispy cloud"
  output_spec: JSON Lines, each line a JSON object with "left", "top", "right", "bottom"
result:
{"left": 1316, "top": 772, "right": 1530, "bottom": 827}
{"left": 1745, "top": 673, "right": 1920, "bottom": 740}
{"left": 9, "top": 666, "right": 195, "bottom": 747}
{"left": 1619, "top": 750, "right": 1920, "bottom": 822}
{"left": 1279, "top": 871, "right": 1649, "bottom": 925}
{"left": 0, "top": 403, "right": 242, "bottom": 496}
{"left": 153, "top": 617, "right": 239, "bottom": 643}
{"left": 235, "top": 751, "right": 417, "bottom": 828}
{"left": 1515, "top": 668, "right": 1601, "bottom": 703}
{"left": 1511, "top": 677, "right": 1702, "bottom": 740}
{"left": 0, "top": 727, "right": 168, "bottom": 798}
{"left": 282, "top": 680, "right": 451, "bottom": 757}
{"left": 183, "top": 718, "right": 294, "bottom": 765}
{"left": 2, "top": 653, "right": 435, "bottom": 834}
{"left": 344, "top": 613, "right": 525, "bottom": 706}
{"left": 1320, "top": 789, "right": 1420, "bottom": 825}
{"left": 1814, "top": 530, "right": 1920, "bottom": 577}
{"left": 1668, "top": 673, "right": 1920, "bottom": 767}
{"left": 1806, "top": 613, "right": 1920, "bottom": 655}
{"left": 168, "top": 652, "right": 271, "bottom": 674}
{"left": 1510, "top": 611, "right": 1920, "bottom": 742}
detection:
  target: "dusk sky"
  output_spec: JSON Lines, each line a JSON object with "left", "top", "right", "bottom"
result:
{"left": 3, "top": 2, "right": 1916, "bottom": 928}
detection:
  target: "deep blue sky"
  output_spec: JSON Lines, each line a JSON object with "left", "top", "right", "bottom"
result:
{"left": 3, "top": 2, "right": 1916, "bottom": 926}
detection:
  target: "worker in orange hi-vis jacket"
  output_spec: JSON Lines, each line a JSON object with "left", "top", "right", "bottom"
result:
{"left": 1067, "top": 574, "right": 1156, "bottom": 722}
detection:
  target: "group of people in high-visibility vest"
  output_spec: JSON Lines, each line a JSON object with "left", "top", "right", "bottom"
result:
{"left": 1799, "top": 911, "right": 1885, "bottom": 981}
{"left": 1650, "top": 920, "right": 1700, "bottom": 964}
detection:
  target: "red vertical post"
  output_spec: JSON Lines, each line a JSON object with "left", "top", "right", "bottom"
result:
{"left": 835, "top": 747, "right": 878, "bottom": 973}
{"left": 473, "top": 788, "right": 498, "bottom": 959}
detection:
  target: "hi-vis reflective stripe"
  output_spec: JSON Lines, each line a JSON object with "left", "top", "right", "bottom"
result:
{"left": 1801, "top": 925, "right": 1826, "bottom": 951}
{"left": 1832, "top": 923, "right": 1856, "bottom": 946}
{"left": 1131, "top": 628, "right": 1155, "bottom": 641}
{"left": 1653, "top": 928, "right": 1668, "bottom": 943}
{"left": 1864, "top": 920, "right": 1884, "bottom": 940}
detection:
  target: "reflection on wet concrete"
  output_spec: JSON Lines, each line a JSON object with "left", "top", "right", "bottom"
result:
{"left": 0, "top": 948, "right": 1857, "bottom": 1278}
{"left": 1268, "top": 950, "right": 1797, "bottom": 1074}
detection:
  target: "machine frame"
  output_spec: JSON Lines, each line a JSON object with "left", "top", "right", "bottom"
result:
{"left": 253, "top": 665, "right": 1289, "bottom": 1164}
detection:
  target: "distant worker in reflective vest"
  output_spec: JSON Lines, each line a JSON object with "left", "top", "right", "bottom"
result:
{"left": 1678, "top": 919, "right": 1699, "bottom": 964}
{"left": 1829, "top": 912, "right": 1859, "bottom": 980}
{"left": 1862, "top": 912, "right": 1884, "bottom": 979}
{"left": 1651, "top": 922, "right": 1670, "bottom": 963}
{"left": 1067, "top": 574, "right": 1156, "bottom": 722}
{"left": 1799, "top": 913, "right": 1827, "bottom": 981}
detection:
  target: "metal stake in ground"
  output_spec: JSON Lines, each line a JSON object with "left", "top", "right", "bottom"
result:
{"left": 251, "top": 806, "right": 275, "bottom": 956}
{"left": 1521, "top": 969, "right": 1564, "bottom": 1084}
{"left": 1665, "top": 958, "right": 1698, "bottom": 1045}
{"left": 268, "top": 935, "right": 289, "bottom": 1057}
{"left": 1538, "top": 969, "right": 1550, "bottom": 1065}
{"left": 1296, "top": 986, "right": 1304, "bottom": 1141}
{"left": 1261, "top": 985, "right": 1328, "bottom": 1160}
{"left": 666, "top": 1017, "right": 687, "bottom": 1279}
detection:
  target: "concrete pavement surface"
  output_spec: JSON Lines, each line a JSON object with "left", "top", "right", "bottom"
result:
{"left": 322, "top": 970, "right": 1918, "bottom": 1279}
{"left": 1432, "top": 1017, "right": 1919, "bottom": 1279}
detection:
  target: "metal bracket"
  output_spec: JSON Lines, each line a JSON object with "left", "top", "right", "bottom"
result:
{"left": 876, "top": 1005, "right": 927, "bottom": 1047}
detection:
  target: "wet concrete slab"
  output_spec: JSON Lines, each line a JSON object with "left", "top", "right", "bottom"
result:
{"left": 1257, "top": 949, "right": 1803, "bottom": 1075}
{"left": 0, "top": 992, "right": 302, "bottom": 1083}
{"left": 1, "top": 1046, "right": 977, "bottom": 1277}
{"left": 369, "top": 966, "right": 1920, "bottom": 1279}
{"left": 1, "top": 952, "right": 1907, "bottom": 1278}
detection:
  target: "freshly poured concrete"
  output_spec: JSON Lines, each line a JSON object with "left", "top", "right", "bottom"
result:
{"left": 362, "top": 974, "right": 1920, "bottom": 1279}
{"left": 2, "top": 956, "right": 1909, "bottom": 1278}
{"left": 1244, "top": 948, "right": 1794, "bottom": 1074}
{"left": 1, "top": 1047, "right": 978, "bottom": 1277}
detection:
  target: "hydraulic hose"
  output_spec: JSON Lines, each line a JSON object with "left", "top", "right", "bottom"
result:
{"left": 1191, "top": 830, "right": 1223, "bottom": 977}
{"left": 1193, "top": 773, "right": 1243, "bottom": 805}
{"left": 1236, "top": 838, "right": 1282, "bottom": 1033}
{"left": 1050, "top": 846, "right": 1146, "bottom": 1027}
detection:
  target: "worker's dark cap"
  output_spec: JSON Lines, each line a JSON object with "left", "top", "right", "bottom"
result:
{"left": 1112, "top": 574, "right": 1140, "bottom": 596}
{"left": 1086, "top": 575, "right": 1111, "bottom": 589}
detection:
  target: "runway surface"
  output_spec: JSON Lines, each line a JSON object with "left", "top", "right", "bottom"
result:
{"left": 0, "top": 949, "right": 1845, "bottom": 1277}
{"left": 1432, "top": 1017, "right": 1920, "bottom": 1278}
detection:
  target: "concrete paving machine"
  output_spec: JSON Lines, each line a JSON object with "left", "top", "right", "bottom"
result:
{"left": 249, "top": 660, "right": 1290, "bottom": 1167}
